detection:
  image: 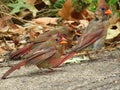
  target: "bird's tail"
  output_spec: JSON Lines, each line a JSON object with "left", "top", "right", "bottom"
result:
{"left": 1, "top": 60, "right": 27, "bottom": 79}
{"left": 53, "top": 51, "right": 76, "bottom": 68}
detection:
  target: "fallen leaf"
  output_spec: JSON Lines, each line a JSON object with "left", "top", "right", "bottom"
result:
{"left": 58, "top": 0, "right": 93, "bottom": 21}
{"left": 0, "top": 58, "right": 5, "bottom": 63}
{"left": 32, "top": 17, "right": 60, "bottom": 25}
{"left": 0, "top": 47, "right": 7, "bottom": 54}
{"left": 0, "top": 16, "right": 11, "bottom": 29}
{"left": 58, "top": 0, "right": 74, "bottom": 20}
{"left": 106, "top": 22, "right": 120, "bottom": 40}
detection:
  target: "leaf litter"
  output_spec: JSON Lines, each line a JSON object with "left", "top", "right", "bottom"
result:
{"left": 0, "top": 1, "right": 120, "bottom": 66}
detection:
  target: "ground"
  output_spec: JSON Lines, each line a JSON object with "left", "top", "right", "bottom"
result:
{"left": 0, "top": 49, "right": 120, "bottom": 90}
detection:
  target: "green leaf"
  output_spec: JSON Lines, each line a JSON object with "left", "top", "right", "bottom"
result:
{"left": 7, "top": 0, "right": 38, "bottom": 16}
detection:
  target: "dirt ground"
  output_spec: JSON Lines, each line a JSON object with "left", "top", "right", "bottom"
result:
{"left": 0, "top": 49, "right": 120, "bottom": 90}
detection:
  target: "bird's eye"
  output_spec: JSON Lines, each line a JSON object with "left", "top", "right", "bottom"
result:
{"left": 55, "top": 38, "right": 59, "bottom": 41}
{"left": 101, "top": 8, "right": 105, "bottom": 11}
{"left": 55, "top": 38, "right": 61, "bottom": 42}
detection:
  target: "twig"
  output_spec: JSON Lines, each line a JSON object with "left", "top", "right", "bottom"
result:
{"left": 0, "top": 11, "right": 34, "bottom": 23}
{"left": 36, "top": 8, "right": 60, "bottom": 17}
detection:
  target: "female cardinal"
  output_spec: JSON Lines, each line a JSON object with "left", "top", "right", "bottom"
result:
{"left": 76, "top": 0, "right": 112, "bottom": 51}
{"left": 1, "top": 33, "right": 68, "bottom": 79}
{"left": 53, "top": 0, "right": 112, "bottom": 67}
{"left": 10, "top": 26, "right": 75, "bottom": 59}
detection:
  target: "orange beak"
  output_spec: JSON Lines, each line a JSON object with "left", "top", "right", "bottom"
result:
{"left": 60, "top": 37, "right": 67, "bottom": 44}
{"left": 105, "top": 9, "right": 112, "bottom": 15}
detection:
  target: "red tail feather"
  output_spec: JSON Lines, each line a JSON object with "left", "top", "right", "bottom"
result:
{"left": 1, "top": 60, "right": 27, "bottom": 79}
{"left": 53, "top": 52, "right": 76, "bottom": 68}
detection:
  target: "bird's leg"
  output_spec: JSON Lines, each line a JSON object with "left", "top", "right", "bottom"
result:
{"left": 39, "top": 68, "right": 54, "bottom": 74}
{"left": 48, "top": 67, "right": 54, "bottom": 71}
{"left": 44, "top": 68, "right": 55, "bottom": 74}
{"left": 86, "top": 51, "right": 93, "bottom": 61}
{"left": 87, "top": 50, "right": 102, "bottom": 61}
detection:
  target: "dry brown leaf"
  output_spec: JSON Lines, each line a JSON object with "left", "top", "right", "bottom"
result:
{"left": 58, "top": 0, "right": 74, "bottom": 20}
{"left": 0, "top": 16, "right": 11, "bottom": 29}
{"left": 29, "top": 30, "right": 37, "bottom": 41}
{"left": 58, "top": 0, "right": 93, "bottom": 21}
{"left": 4, "top": 41, "right": 16, "bottom": 51}
{"left": 71, "top": 9, "right": 94, "bottom": 21}
{"left": 10, "top": 26, "right": 26, "bottom": 35}
{"left": 32, "top": 17, "right": 60, "bottom": 25}
{"left": 63, "top": 20, "right": 89, "bottom": 33}
{"left": 8, "top": 23, "right": 19, "bottom": 29}
{"left": 79, "top": 20, "right": 89, "bottom": 28}
{"left": 0, "top": 47, "right": 7, "bottom": 54}
{"left": 0, "top": 58, "right": 5, "bottom": 63}
{"left": 12, "top": 35, "right": 19, "bottom": 45}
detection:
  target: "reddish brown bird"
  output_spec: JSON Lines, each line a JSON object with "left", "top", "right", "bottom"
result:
{"left": 10, "top": 26, "right": 75, "bottom": 59}
{"left": 53, "top": 0, "right": 112, "bottom": 67}
{"left": 1, "top": 33, "right": 68, "bottom": 79}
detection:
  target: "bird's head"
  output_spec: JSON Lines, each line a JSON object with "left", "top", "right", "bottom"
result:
{"left": 58, "top": 32, "right": 68, "bottom": 45}
{"left": 94, "top": 0, "right": 112, "bottom": 20}
{"left": 53, "top": 32, "right": 67, "bottom": 45}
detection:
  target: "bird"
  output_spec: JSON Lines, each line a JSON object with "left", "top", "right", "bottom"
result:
{"left": 10, "top": 26, "right": 75, "bottom": 59}
{"left": 76, "top": 0, "right": 112, "bottom": 51}
{"left": 53, "top": 0, "right": 112, "bottom": 67}
{"left": 1, "top": 33, "right": 68, "bottom": 79}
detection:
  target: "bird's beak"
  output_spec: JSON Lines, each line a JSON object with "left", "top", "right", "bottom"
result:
{"left": 60, "top": 37, "right": 67, "bottom": 44}
{"left": 105, "top": 9, "right": 112, "bottom": 15}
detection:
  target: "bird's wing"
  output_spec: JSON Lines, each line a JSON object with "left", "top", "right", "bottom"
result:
{"left": 26, "top": 47, "right": 57, "bottom": 65}
{"left": 75, "top": 28, "right": 104, "bottom": 51}
{"left": 10, "top": 44, "right": 33, "bottom": 59}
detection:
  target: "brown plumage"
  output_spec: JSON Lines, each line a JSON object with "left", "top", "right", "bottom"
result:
{"left": 1, "top": 33, "right": 68, "bottom": 79}
{"left": 53, "top": 0, "right": 112, "bottom": 67}
{"left": 10, "top": 26, "right": 75, "bottom": 59}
